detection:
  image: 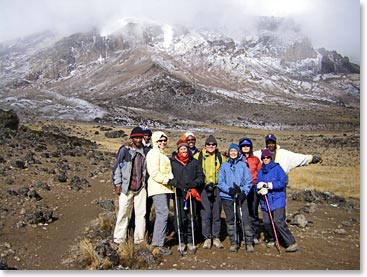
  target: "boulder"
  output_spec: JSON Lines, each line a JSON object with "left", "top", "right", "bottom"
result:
{"left": 0, "top": 109, "right": 19, "bottom": 130}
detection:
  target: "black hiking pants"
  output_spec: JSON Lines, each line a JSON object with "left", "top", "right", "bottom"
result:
{"left": 200, "top": 187, "right": 222, "bottom": 239}
{"left": 247, "top": 185, "right": 261, "bottom": 239}
{"left": 262, "top": 207, "right": 296, "bottom": 247}
{"left": 223, "top": 199, "right": 253, "bottom": 246}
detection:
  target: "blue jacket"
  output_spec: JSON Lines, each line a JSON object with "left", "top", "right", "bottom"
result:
{"left": 256, "top": 161, "right": 288, "bottom": 212}
{"left": 218, "top": 155, "right": 252, "bottom": 202}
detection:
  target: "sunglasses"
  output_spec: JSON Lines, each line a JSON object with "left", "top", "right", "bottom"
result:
{"left": 186, "top": 139, "right": 196, "bottom": 142}
{"left": 206, "top": 144, "right": 217, "bottom": 147}
{"left": 262, "top": 156, "right": 271, "bottom": 160}
{"left": 158, "top": 139, "right": 167, "bottom": 142}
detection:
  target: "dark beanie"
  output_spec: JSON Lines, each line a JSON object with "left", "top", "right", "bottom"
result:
{"left": 261, "top": 148, "right": 273, "bottom": 159}
{"left": 265, "top": 134, "right": 277, "bottom": 143}
{"left": 130, "top": 127, "right": 144, "bottom": 138}
{"left": 143, "top": 127, "right": 152, "bottom": 136}
{"left": 205, "top": 135, "right": 217, "bottom": 145}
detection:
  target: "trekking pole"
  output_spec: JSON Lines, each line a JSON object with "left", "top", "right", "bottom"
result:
{"left": 233, "top": 194, "right": 238, "bottom": 249}
{"left": 189, "top": 191, "right": 196, "bottom": 250}
{"left": 264, "top": 194, "right": 281, "bottom": 254}
{"left": 238, "top": 198, "right": 247, "bottom": 254}
{"left": 174, "top": 187, "right": 184, "bottom": 257}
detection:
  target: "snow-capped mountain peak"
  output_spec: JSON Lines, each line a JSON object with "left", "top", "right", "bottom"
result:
{"left": 0, "top": 17, "right": 359, "bottom": 131}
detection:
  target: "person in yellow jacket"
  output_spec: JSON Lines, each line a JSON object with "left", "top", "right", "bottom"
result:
{"left": 146, "top": 131, "right": 174, "bottom": 256}
{"left": 194, "top": 135, "right": 227, "bottom": 249}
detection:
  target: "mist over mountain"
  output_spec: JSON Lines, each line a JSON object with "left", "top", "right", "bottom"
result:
{"left": 0, "top": 17, "right": 360, "bottom": 131}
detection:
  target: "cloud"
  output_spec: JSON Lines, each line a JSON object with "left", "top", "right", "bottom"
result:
{"left": 0, "top": 0, "right": 360, "bottom": 63}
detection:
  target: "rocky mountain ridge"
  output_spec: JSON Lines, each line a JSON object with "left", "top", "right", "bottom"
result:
{"left": 0, "top": 17, "right": 360, "bottom": 131}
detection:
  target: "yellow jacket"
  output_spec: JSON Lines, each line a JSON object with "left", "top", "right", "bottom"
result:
{"left": 146, "top": 131, "right": 174, "bottom": 197}
{"left": 194, "top": 149, "right": 226, "bottom": 184}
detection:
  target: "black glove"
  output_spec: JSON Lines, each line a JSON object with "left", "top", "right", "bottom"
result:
{"left": 205, "top": 183, "right": 215, "bottom": 193}
{"left": 233, "top": 183, "right": 241, "bottom": 194}
{"left": 228, "top": 187, "right": 237, "bottom": 197}
{"left": 237, "top": 192, "right": 245, "bottom": 202}
{"left": 168, "top": 178, "right": 178, "bottom": 187}
{"left": 312, "top": 155, "right": 322, "bottom": 164}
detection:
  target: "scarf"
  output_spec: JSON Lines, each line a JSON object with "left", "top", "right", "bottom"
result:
{"left": 176, "top": 152, "right": 189, "bottom": 165}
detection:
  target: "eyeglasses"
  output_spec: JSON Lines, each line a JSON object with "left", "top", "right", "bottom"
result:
{"left": 158, "top": 139, "right": 167, "bottom": 142}
{"left": 262, "top": 156, "right": 271, "bottom": 160}
{"left": 186, "top": 139, "right": 196, "bottom": 142}
{"left": 206, "top": 144, "right": 217, "bottom": 147}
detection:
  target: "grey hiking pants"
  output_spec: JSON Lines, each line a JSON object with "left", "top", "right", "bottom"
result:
{"left": 151, "top": 193, "right": 171, "bottom": 247}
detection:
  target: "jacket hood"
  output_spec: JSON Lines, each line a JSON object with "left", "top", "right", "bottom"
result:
{"left": 239, "top": 137, "right": 253, "bottom": 154}
{"left": 227, "top": 143, "right": 240, "bottom": 155}
{"left": 151, "top": 131, "right": 168, "bottom": 149}
{"left": 227, "top": 143, "right": 242, "bottom": 163}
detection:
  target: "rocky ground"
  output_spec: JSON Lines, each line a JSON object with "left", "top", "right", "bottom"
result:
{"left": 0, "top": 110, "right": 360, "bottom": 270}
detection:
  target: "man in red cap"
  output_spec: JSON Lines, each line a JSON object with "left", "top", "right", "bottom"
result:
{"left": 112, "top": 127, "right": 147, "bottom": 245}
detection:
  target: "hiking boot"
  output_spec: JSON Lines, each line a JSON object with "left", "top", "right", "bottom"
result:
{"left": 266, "top": 241, "right": 275, "bottom": 248}
{"left": 213, "top": 238, "right": 224, "bottom": 249}
{"left": 152, "top": 246, "right": 172, "bottom": 256}
{"left": 187, "top": 243, "right": 198, "bottom": 253}
{"left": 246, "top": 245, "right": 254, "bottom": 253}
{"left": 229, "top": 245, "right": 238, "bottom": 252}
{"left": 177, "top": 244, "right": 186, "bottom": 253}
{"left": 203, "top": 238, "right": 212, "bottom": 249}
{"left": 253, "top": 238, "right": 260, "bottom": 245}
{"left": 285, "top": 243, "right": 299, "bottom": 252}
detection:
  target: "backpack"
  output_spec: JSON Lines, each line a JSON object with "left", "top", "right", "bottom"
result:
{"left": 197, "top": 150, "right": 223, "bottom": 167}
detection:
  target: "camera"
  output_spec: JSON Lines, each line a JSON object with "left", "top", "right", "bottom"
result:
{"left": 205, "top": 183, "right": 215, "bottom": 193}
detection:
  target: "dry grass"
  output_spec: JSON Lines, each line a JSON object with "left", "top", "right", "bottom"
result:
{"left": 288, "top": 165, "right": 360, "bottom": 199}
{"left": 97, "top": 213, "right": 115, "bottom": 232}
{"left": 79, "top": 239, "right": 101, "bottom": 270}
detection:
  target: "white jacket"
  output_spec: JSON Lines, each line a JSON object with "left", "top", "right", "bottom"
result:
{"left": 146, "top": 131, "right": 174, "bottom": 197}
{"left": 254, "top": 145, "right": 312, "bottom": 174}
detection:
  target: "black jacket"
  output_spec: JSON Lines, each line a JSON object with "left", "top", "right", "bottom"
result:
{"left": 170, "top": 152, "right": 205, "bottom": 197}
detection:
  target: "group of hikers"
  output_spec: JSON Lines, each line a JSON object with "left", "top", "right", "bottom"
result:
{"left": 112, "top": 127, "right": 322, "bottom": 256}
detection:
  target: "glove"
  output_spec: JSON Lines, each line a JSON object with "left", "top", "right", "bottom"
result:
{"left": 205, "top": 183, "right": 215, "bottom": 193}
{"left": 233, "top": 183, "right": 241, "bottom": 194}
{"left": 228, "top": 187, "right": 237, "bottom": 197}
{"left": 186, "top": 182, "right": 197, "bottom": 189}
{"left": 168, "top": 178, "right": 178, "bottom": 187}
{"left": 312, "top": 155, "right": 322, "bottom": 164}
{"left": 267, "top": 182, "right": 273, "bottom": 190}
{"left": 237, "top": 192, "right": 245, "bottom": 202}
{"left": 258, "top": 187, "right": 268, "bottom": 195}
{"left": 257, "top": 182, "right": 268, "bottom": 190}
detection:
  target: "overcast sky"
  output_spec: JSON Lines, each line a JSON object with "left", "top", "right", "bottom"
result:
{"left": 0, "top": 0, "right": 361, "bottom": 63}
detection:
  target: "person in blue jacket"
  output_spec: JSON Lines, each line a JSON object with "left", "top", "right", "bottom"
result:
{"left": 256, "top": 148, "right": 299, "bottom": 252}
{"left": 218, "top": 143, "right": 254, "bottom": 253}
